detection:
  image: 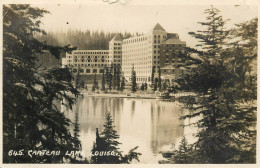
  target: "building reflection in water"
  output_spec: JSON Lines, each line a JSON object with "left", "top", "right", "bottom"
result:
{"left": 63, "top": 96, "right": 184, "bottom": 163}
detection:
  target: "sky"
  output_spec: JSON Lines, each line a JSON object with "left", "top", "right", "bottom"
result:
{"left": 33, "top": 1, "right": 258, "bottom": 48}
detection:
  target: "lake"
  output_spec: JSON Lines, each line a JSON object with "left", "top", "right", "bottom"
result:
{"left": 63, "top": 95, "right": 186, "bottom": 163}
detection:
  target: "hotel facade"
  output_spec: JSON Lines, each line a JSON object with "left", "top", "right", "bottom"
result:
{"left": 62, "top": 23, "right": 186, "bottom": 83}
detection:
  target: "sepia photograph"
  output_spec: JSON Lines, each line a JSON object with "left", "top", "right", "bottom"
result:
{"left": 1, "top": 0, "right": 258, "bottom": 165}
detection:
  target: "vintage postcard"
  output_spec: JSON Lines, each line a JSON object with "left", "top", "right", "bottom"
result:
{"left": 1, "top": 0, "right": 259, "bottom": 167}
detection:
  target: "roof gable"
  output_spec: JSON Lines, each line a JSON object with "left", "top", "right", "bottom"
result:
{"left": 153, "top": 23, "right": 166, "bottom": 31}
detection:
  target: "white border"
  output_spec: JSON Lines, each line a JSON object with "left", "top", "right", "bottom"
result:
{"left": 0, "top": 0, "right": 259, "bottom": 168}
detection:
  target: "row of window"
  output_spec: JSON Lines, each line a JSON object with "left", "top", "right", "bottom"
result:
{"left": 123, "top": 36, "right": 148, "bottom": 44}
{"left": 163, "top": 44, "right": 184, "bottom": 48}
{"left": 73, "top": 51, "right": 109, "bottom": 54}
{"left": 74, "top": 68, "right": 104, "bottom": 74}
{"left": 154, "top": 35, "right": 166, "bottom": 39}
{"left": 154, "top": 40, "right": 161, "bottom": 43}
{"left": 72, "top": 55, "right": 109, "bottom": 59}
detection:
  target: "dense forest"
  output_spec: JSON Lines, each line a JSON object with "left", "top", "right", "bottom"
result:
{"left": 34, "top": 29, "right": 134, "bottom": 69}
{"left": 161, "top": 6, "right": 257, "bottom": 164}
{"left": 35, "top": 29, "right": 134, "bottom": 50}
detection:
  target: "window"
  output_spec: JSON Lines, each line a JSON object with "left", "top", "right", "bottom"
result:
{"left": 93, "top": 69, "right": 97, "bottom": 73}
{"left": 86, "top": 69, "right": 91, "bottom": 73}
{"left": 154, "top": 35, "right": 157, "bottom": 38}
{"left": 79, "top": 69, "right": 84, "bottom": 73}
{"left": 154, "top": 45, "right": 156, "bottom": 48}
{"left": 154, "top": 40, "right": 156, "bottom": 43}
{"left": 100, "top": 69, "right": 104, "bottom": 73}
{"left": 158, "top": 35, "right": 160, "bottom": 38}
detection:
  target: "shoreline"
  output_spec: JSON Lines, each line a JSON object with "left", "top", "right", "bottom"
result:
{"left": 78, "top": 90, "right": 194, "bottom": 100}
{"left": 80, "top": 92, "right": 157, "bottom": 99}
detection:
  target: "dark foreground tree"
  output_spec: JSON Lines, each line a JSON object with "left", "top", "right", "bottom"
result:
{"left": 3, "top": 4, "right": 83, "bottom": 163}
{"left": 120, "top": 76, "right": 125, "bottom": 91}
{"left": 158, "top": 67, "right": 162, "bottom": 90}
{"left": 164, "top": 6, "right": 257, "bottom": 164}
{"left": 91, "top": 113, "right": 141, "bottom": 164}
{"left": 101, "top": 71, "right": 106, "bottom": 91}
{"left": 131, "top": 65, "right": 137, "bottom": 92}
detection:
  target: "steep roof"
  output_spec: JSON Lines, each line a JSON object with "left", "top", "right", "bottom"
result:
{"left": 167, "top": 33, "right": 179, "bottom": 39}
{"left": 111, "top": 34, "right": 123, "bottom": 41}
{"left": 162, "top": 38, "right": 186, "bottom": 45}
{"left": 153, "top": 23, "right": 166, "bottom": 31}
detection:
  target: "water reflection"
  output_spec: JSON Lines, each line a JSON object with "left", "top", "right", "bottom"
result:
{"left": 63, "top": 96, "right": 184, "bottom": 163}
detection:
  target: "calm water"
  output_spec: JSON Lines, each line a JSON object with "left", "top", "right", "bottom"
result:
{"left": 63, "top": 95, "right": 185, "bottom": 164}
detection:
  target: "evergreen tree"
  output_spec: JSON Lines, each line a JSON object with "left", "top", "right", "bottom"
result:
{"left": 91, "top": 113, "right": 141, "bottom": 164}
{"left": 80, "top": 80, "right": 85, "bottom": 89}
{"left": 144, "top": 82, "right": 148, "bottom": 90}
{"left": 92, "top": 73, "right": 97, "bottom": 92}
{"left": 120, "top": 76, "right": 125, "bottom": 91}
{"left": 141, "top": 83, "right": 144, "bottom": 91}
{"left": 131, "top": 64, "right": 137, "bottom": 92}
{"left": 151, "top": 66, "right": 155, "bottom": 85}
{"left": 154, "top": 78, "right": 158, "bottom": 91}
{"left": 101, "top": 71, "right": 106, "bottom": 91}
{"left": 75, "top": 70, "right": 80, "bottom": 88}
{"left": 172, "top": 137, "right": 193, "bottom": 163}
{"left": 116, "top": 67, "right": 121, "bottom": 90}
{"left": 71, "top": 105, "right": 84, "bottom": 163}
{"left": 107, "top": 66, "right": 113, "bottom": 91}
{"left": 113, "top": 66, "right": 117, "bottom": 90}
{"left": 3, "top": 4, "right": 81, "bottom": 163}
{"left": 158, "top": 67, "right": 162, "bottom": 90}
{"left": 168, "top": 6, "right": 257, "bottom": 163}
{"left": 162, "top": 80, "right": 167, "bottom": 91}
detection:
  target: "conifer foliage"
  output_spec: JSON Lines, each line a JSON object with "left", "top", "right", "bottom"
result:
{"left": 3, "top": 4, "right": 81, "bottom": 163}
{"left": 91, "top": 113, "right": 141, "bottom": 164}
{"left": 166, "top": 6, "right": 257, "bottom": 163}
{"left": 131, "top": 65, "right": 137, "bottom": 92}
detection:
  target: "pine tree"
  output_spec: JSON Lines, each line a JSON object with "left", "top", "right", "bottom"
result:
{"left": 162, "top": 80, "right": 167, "bottom": 91}
{"left": 158, "top": 67, "right": 162, "bottom": 91}
{"left": 151, "top": 66, "right": 155, "bottom": 85}
{"left": 144, "top": 82, "right": 148, "bottom": 90}
{"left": 169, "top": 6, "right": 257, "bottom": 163}
{"left": 92, "top": 73, "right": 97, "bottom": 92}
{"left": 91, "top": 113, "right": 141, "bottom": 164}
{"left": 154, "top": 78, "right": 158, "bottom": 91}
{"left": 113, "top": 66, "right": 117, "bottom": 90}
{"left": 71, "top": 105, "right": 84, "bottom": 163}
{"left": 120, "top": 76, "right": 125, "bottom": 91}
{"left": 116, "top": 67, "right": 121, "bottom": 90}
{"left": 80, "top": 80, "right": 85, "bottom": 89}
{"left": 3, "top": 4, "right": 80, "bottom": 163}
{"left": 108, "top": 66, "right": 113, "bottom": 91}
{"left": 131, "top": 64, "right": 137, "bottom": 92}
{"left": 75, "top": 70, "right": 80, "bottom": 88}
{"left": 141, "top": 83, "right": 144, "bottom": 91}
{"left": 101, "top": 71, "right": 106, "bottom": 91}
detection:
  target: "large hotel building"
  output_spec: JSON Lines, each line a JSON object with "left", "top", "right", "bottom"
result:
{"left": 62, "top": 23, "right": 186, "bottom": 83}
